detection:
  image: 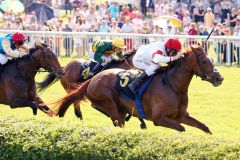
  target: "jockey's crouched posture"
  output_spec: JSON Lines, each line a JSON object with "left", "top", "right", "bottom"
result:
{"left": 0, "top": 32, "right": 29, "bottom": 66}
{"left": 88, "top": 37, "right": 126, "bottom": 76}
{"left": 128, "top": 38, "right": 183, "bottom": 94}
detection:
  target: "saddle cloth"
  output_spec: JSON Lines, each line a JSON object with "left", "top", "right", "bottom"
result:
{"left": 115, "top": 70, "right": 153, "bottom": 118}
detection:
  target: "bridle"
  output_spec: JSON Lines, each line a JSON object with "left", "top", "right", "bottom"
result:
{"left": 37, "top": 46, "right": 64, "bottom": 77}
{"left": 38, "top": 47, "right": 54, "bottom": 73}
{"left": 194, "top": 52, "right": 215, "bottom": 81}
{"left": 164, "top": 48, "right": 215, "bottom": 95}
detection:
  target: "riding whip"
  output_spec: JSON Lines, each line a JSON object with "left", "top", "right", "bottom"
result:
{"left": 203, "top": 27, "right": 215, "bottom": 48}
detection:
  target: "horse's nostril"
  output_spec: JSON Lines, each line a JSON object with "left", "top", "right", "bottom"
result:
{"left": 217, "top": 77, "right": 224, "bottom": 81}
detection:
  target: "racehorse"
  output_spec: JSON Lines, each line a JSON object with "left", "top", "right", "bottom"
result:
{"left": 54, "top": 45, "right": 224, "bottom": 133}
{"left": 0, "top": 41, "right": 64, "bottom": 116}
{"left": 37, "top": 50, "right": 135, "bottom": 119}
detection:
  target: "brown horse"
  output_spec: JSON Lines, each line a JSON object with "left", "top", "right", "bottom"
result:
{"left": 37, "top": 51, "right": 135, "bottom": 119}
{"left": 0, "top": 42, "right": 64, "bottom": 116}
{"left": 55, "top": 45, "right": 224, "bottom": 133}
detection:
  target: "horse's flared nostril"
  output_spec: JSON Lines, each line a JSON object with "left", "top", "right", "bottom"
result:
{"left": 218, "top": 77, "right": 224, "bottom": 81}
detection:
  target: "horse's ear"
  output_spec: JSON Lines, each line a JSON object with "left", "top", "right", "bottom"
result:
{"left": 34, "top": 41, "right": 44, "bottom": 49}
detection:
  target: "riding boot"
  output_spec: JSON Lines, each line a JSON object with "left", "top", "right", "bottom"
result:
{"left": 88, "top": 63, "right": 103, "bottom": 77}
{"left": 128, "top": 71, "right": 148, "bottom": 94}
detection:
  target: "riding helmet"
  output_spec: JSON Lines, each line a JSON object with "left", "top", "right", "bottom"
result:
{"left": 12, "top": 32, "right": 27, "bottom": 43}
{"left": 165, "top": 38, "right": 182, "bottom": 51}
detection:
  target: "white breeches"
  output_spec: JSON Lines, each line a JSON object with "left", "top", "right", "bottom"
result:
{"left": 0, "top": 54, "right": 8, "bottom": 65}
{"left": 89, "top": 48, "right": 95, "bottom": 59}
{"left": 132, "top": 56, "right": 159, "bottom": 76}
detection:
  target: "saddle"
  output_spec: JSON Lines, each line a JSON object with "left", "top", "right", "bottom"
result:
{"left": 77, "top": 59, "right": 120, "bottom": 82}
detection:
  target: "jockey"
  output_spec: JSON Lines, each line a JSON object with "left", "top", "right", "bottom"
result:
{"left": 128, "top": 38, "right": 183, "bottom": 94}
{"left": 0, "top": 32, "right": 29, "bottom": 66}
{"left": 88, "top": 37, "right": 126, "bottom": 76}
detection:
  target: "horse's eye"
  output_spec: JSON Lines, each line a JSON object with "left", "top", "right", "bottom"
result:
{"left": 201, "top": 60, "right": 207, "bottom": 64}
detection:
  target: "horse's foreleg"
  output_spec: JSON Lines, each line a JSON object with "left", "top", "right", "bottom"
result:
{"left": 178, "top": 115, "right": 212, "bottom": 134}
{"left": 34, "top": 96, "right": 55, "bottom": 117}
{"left": 10, "top": 98, "right": 38, "bottom": 115}
{"left": 153, "top": 116, "right": 185, "bottom": 132}
{"left": 74, "top": 101, "right": 83, "bottom": 120}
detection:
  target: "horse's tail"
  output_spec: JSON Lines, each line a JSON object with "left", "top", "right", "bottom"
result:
{"left": 55, "top": 79, "right": 91, "bottom": 117}
{"left": 36, "top": 72, "right": 59, "bottom": 92}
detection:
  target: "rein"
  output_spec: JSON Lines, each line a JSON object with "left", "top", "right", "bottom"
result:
{"left": 124, "top": 57, "right": 132, "bottom": 67}
{"left": 122, "top": 50, "right": 136, "bottom": 68}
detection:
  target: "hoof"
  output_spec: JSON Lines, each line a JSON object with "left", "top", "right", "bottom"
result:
{"left": 47, "top": 110, "right": 57, "bottom": 117}
{"left": 178, "top": 126, "right": 186, "bottom": 132}
{"left": 32, "top": 108, "right": 37, "bottom": 115}
{"left": 125, "top": 114, "right": 132, "bottom": 121}
{"left": 140, "top": 123, "right": 147, "bottom": 129}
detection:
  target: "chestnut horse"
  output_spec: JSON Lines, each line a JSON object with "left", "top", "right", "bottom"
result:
{"left": 55, "top": 45, "right": 224, "bottom": 133}
{"left": 37, "top": 51, "right": 135, "bottom": 119}
{"left": 0, "top": 42, "right": 64, "bottom": 116}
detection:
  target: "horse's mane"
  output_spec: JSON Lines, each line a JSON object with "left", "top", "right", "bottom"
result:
{"left": 154, "top": 45, "right": 202, "bottom": 74}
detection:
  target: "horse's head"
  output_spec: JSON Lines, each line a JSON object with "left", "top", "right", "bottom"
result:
{"left": 183, "top": 45, "right": 223, "bottom": 87}
{"left": 111, "top": 50, "right": 136, "bottom": 69}
{"left": 32, "top": 41, "right": 64, "bottom": 77}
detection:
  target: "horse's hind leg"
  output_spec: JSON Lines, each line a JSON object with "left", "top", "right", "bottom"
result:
{"left": 62, "top": 80, "right": 83, "bottom": 119}
{"left": 178, "top": 115, "right": 212, "bottom": 134}
{"left": 10, "top": 98, "right": 38, "bottom": 115}
{"left": 97, "top": 100, "right": 124, "bottom": 127}
{"left": 74, "top": 100, "right": 83, "bottom": 120}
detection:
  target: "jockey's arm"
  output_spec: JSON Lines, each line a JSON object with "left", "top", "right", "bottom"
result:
{"left": 94, "top": 44, "right": 107, "bottom": 64}
{"left": 152, "top": 54, "right": 178, "bottom": 64}
{"left": 2, "top": 39, "right": 23, "bottom": 58}
{"left": 17, "top": 44, "right": 30, "bottom": 56}
{"left": 94, "top": 51, "right": 104, "bottom": 64}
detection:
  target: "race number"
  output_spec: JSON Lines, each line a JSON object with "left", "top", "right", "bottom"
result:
{"left": 82, "top": 67, "right": 90, "bottom": 79}
{"left": 120, "top": 73, "right": 130, "bottom": 87}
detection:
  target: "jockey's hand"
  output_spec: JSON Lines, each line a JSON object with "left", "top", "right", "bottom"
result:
{"left": 176, "top": 51, "right": 183, "bottom": 58}
{"left": 172, "top": 52, "right": 183, "bottom": 61}
{"left": 29, "top": 48, "right": 36, "bottom": 54}
{"left": 102, "top": 56, "right": 113, "bottom": 64}
{"left": 172, "top": 55, "right": 180, "bottom": 61}
{"left": 101, "top": 61, "right": 108, "bottom": 66}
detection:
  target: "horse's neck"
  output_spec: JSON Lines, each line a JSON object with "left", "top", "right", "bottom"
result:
{"left": 166, "top": 61, "right": 194, "bottom": 94}
{"left": 18, "top": 56, "right": 39, "bottom": 80}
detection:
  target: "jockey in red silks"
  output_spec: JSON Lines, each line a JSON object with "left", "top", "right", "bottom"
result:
{"left": 0, "top": 32, "right": 29, "bottom": 66}
{"left": 128, "top": 38, "right": 183, "bottom": 94}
